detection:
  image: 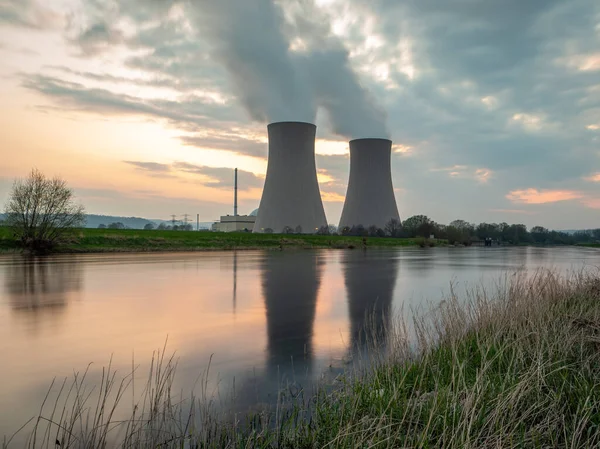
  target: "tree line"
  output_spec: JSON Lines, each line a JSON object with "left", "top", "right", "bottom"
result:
{"left": 335, "top": 215, "right": 600, "bottom": 245}
{"left": 97, "top": 222, "right": 193, "bottom": 231}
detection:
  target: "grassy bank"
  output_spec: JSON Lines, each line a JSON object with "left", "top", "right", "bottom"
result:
{"left": 578, "top": 243, "right": 600, "bottom": 248}
{"left": 6, "top": 269, "right": 600, "bottom": 448}
{"left": 0, "top": 226, "right": 433, "bottom": 253}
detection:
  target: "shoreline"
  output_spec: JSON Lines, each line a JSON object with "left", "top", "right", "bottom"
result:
{"left": 0, "top": 227, "right": 440, "bottom": 254}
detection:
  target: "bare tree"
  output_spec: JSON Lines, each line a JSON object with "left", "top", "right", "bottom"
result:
{"left": 385, "top": 218, "right": 402, "bottom": 238}
{"left": 316, "top": 225, "right": 330, "bottom": 235}
{"left": 295, "top": 225, "right": 303, "bottom": 234}
{"left": 4, "top": 169, "right": 85, "bottom": 252}
{"left": 282, "top": 225, "right": 294, "bottom": 234}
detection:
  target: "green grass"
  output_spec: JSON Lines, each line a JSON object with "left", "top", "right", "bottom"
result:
{"left": 0, "top": 226, "right": 433, "bottom": 253}
{"left": 6, "top": 270, "right": 600, "bottom": 448}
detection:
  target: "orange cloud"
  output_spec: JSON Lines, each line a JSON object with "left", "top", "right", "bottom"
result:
{"left": 321, "top": 191, "right": 345, "bottom": 202}
{"left": 506, "top": 188, "right": 584, "bottom": 204}
{"left": 581, "top": 198, "right": 600, "bottom": 209}
{"left": 584, "top": 173, "right": 600, "bottom": 182}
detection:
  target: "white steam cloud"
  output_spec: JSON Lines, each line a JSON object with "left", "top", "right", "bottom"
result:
{"left": 193, "top": 0, "right": 389, "bottom": 139}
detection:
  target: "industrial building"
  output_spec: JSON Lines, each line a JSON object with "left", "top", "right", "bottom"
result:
{"left": 212, "top": 168, "right": 256, "bottom": 232}
{"left": 253, "top": 122, "right": 327, "bottom": 233}
{"left": 211, "top": 215, "right": 256, "bottom": 232}
{"left": 338, "top": 138, "right": 401, "bottom": 230}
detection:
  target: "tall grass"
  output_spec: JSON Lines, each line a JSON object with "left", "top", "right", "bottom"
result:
{"left": 4, "top": 269, "right": 600, "bottom": 448}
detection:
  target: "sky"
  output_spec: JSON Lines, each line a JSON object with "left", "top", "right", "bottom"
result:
{"left": 0, "top": 0, "right": 599, "bottom": 229}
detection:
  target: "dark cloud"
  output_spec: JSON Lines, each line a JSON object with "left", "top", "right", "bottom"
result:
{"left": 75, "top": 22, "right": 124, "bottom": 55}
{"left": 124, "top": 161, "right": 171, "bottom": 173}
{"left": 21, "top": 74, "right": 243, "bottom": 127}
{"left": 173, "top": 162, "right": 264, "bottom": 190}
{"left": 179, "top": 134, "right": 267, "bottom": 158}
{"left": 0, "top": 0, "right": 61, "bottom": 29}
{"left": 122, "top": 161, "right": 263, "bottom": 191}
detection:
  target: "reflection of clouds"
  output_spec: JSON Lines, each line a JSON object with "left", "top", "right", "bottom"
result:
{"left": 5, "top": 256, "right": 83, "bottom": 313}
{"left": 343, "top": 250, "right": 398, "bottom": 350}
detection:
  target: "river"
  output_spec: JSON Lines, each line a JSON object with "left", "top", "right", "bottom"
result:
{"left": 0, "top": 246, "right": 598, "bottom": 441}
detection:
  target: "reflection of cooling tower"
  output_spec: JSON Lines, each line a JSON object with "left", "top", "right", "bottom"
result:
{"left": 261, "top": 252, "right": 322, "bottom": 379}
{"left": 253, "top": 122, "right": 327, "bottom": 233}
{"left": 339, "top": 138, "right": 400, "bottom": 230}
{"left": 343, "top": 251, "right": 398, "bottom": 348}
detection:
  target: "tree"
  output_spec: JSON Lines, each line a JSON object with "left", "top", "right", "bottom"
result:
{"left": 350, "top": 224, "right": 367, "bottom": 237}
{"left": 4, "top": 169, "right": 85, "bottom": 252}
{"left": 402, "top": 215, "right": 437, "bottom": 238}
{"left": 98, "top": 224, "right": 106, "bottom": 229}
{"left": 295, "top": 225, "right": 303, "bottom": 234}
{"left": 157, "top": 223, "right": 168, "bottom": 230}
{"left": 316, "top": 225, "right": 330, "bottom": 235}
{"left": 282, "top": 225, "right": 294, "bottom": 234}
{"left": 144, "top": 223, "right": 155, "bottom": 230}
{"left": 368, "top": 225, "right": 379, "bottom": 237}
{"left": 385, "top": 218, "right": 402, "bottom": 237}
{"left": 530, "top": 226, "right": 549, "bottom": 244}
{"left": 108, "top": 222, "right": 125, "bottom": 229}
{"left": 328, "top": 224, "right": 338, "bottom": 235}
{"left": 264, "top": 228, "right": 274, "bottom": 234}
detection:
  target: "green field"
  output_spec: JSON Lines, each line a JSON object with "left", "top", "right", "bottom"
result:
{"left": 0, "top": 226, "right": 432, "bottom": 253}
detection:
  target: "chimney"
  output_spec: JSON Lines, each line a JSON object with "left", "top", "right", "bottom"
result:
{"left": 234, "top": 168, "right": 238, "bottom": 216}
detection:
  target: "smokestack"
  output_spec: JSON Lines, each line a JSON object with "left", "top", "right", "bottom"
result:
{"left": 253, "top": 122, "right": 327, "bottom": 233}
{"left": 234, "top": 168, "right": 238, "bottom": 216}
{"left": 339, "top": 138, "right": 400, "bottom": 230}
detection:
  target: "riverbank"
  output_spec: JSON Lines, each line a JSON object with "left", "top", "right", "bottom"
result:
{"left": 0, "top": 226, "right": 436, "bottom": 253}
{"left": 8, "top": 268, "right": 600, "bottom": 448}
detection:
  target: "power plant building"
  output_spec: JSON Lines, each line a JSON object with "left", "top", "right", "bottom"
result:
{"left": 212, "top": 168, "right": 256, "bottom": 232}
{"left": 253, "top": 122, "right": 327, "bottom": 233}
{"left": 339, "top": 138, "right": 400, "bottom": 230}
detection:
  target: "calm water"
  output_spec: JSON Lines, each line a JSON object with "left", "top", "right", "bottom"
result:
{"left": 0, "top": 246, "right": 598, "bottom": 439}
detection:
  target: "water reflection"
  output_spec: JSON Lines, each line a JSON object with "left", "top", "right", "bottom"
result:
{"left": 261, "top": 251, "right": 323, "bottom": 382}
{"left": 343, "top": 250, "right": 398, "bottom": 351}
{"left": 5, "top": 256, "right": 83, "bottom": 313}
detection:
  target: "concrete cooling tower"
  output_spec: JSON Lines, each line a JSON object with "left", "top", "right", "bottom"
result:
{"left": 253, "top": 122, "right": 327, "bottom": 234}
{"left": 339, "top": 138, "right": 400, "bottom": 230}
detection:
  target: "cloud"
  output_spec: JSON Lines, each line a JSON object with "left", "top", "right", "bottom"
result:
{"left": 173, "top": 162, "right": 264, "bottom": 190}
{"left": 0, "top": 0, "right": 63, "bottom": 29}
{"left": 123, "top": 160, "right": 263, "bottom": 191}
{"left": 581, "top": 198, "right": 600, "bottom": 209}
{"left": 506, "top": 189, "right": 584, "bottom": 204}
{"left": 75, "top": 22, "right": 125, "bottom": 56}
{"left": 584, "top": 173, "right": 600, "bottom": 182}
{"left": 124, "top": 161, "right": 171, "bottom": 173}
{"left": 430, "top": 165, "right": 493, "bottom": 183}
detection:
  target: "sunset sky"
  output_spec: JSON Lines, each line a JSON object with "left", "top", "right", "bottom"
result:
{"left": 0, "top": 0, "right": 599, "bottom": 228}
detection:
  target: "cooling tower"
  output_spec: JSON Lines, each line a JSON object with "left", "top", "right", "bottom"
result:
{"left": 338, "top": 138, "right": 400, "bottom": 230}
{"left": 253, "top": 122, "right": 327, "bottom": 234}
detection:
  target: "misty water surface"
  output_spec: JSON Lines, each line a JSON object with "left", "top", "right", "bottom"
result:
{"left": 0, "top": 246, "right": 598, "bottom": 439}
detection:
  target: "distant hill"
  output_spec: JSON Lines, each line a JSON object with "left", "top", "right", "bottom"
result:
{"left": 0, "top": 213, "right": 214, "bottom": 230}
{"left": 86, "top": 215, "right": 214, "bottom": 229}
{"left": 85, "top": 215, "right": 156, "bottom": 229}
